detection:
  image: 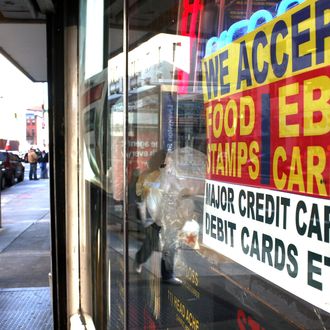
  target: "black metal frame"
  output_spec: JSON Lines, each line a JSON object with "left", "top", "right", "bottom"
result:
{"left": 46, "top": 1, "right": 79, "bottom": 328}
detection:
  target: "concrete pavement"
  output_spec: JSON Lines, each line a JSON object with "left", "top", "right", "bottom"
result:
{"left": 0, "top": 171, "right": 53, "bottom": 329}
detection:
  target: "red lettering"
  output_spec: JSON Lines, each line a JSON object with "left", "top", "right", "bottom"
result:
{"left": 237, "top": 309, "right": 247, "bottom": 330}
{"left": 237, "top": 309, "right": 264, "bottom": 330}
{"left": 248, "top": 316, "right": 261, "bottom": 330}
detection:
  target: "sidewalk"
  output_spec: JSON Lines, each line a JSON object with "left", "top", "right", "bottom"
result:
{"left": 0, "top": 175, "right": 53, "bottom": 329}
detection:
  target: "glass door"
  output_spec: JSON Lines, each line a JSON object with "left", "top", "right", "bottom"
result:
{"left": 79, "top": 0, "right": 125, "bottom": 328}
{"left": 78, "top": 0, "right": 330, "bottom": 329}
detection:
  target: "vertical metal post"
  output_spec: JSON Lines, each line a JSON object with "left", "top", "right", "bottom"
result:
{"left": 65, "top": 12, "right": 80, "bottom": 323}
{"left": 123, "top": 0, "right": 129, "bottom": 328}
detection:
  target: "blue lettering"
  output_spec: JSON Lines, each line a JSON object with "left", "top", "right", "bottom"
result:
{"left": 219, "top": 50, "right": 230, "bottom": 95}
{"left": 292, "top": 5, "right": 311, "bottom": 71}
{"left": 271, "top": 20, "right": 289, "bottom": 78}
{"left": 204, "top": 56, "right": 219, "bottom": 99}
{"left": 252, "top": 31, "right": 269, "bottom": 84}
{"left": 316, "top": 0, "right": 330, "bottom": 64}
{"left": 237, "top": 41, "right": 252, "bottom": 90}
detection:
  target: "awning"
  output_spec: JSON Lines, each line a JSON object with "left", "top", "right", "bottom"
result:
{"left": 0, "top": 0, "right": 54, "bottom": 82}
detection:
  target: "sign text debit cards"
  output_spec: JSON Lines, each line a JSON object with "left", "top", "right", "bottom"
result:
{"left": 202, "top": 0, "right": 330, "bottom": 312}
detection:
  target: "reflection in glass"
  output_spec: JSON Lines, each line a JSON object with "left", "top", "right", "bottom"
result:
{"left": 77, "top": 0, "right": 330, "bottom": 329}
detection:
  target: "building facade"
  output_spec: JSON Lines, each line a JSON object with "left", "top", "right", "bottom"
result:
{"left": 26, "top": 107, "right": 49, "bottom": 150}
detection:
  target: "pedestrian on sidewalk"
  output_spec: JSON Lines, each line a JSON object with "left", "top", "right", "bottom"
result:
{"left": 28, "top": 146, "right": 39, "bottom": 180}
{"left": 39, "top": 150, "right": 49, "bottom": 179}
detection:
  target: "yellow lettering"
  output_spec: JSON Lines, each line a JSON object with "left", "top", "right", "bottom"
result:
{"left": 173, "top": 296, "right": 185, "bottom": 318}
{"left": 185, "top": 309, "right": 199, "bottom": 330}
{"left": 213, "top": 103, "right": 224, "bottom": 138}
{"left": 207, "top": 144, "right": 211, "bottom": 174}
{"left": 273, "top": 146, "right": 287, "bottom": 189}
{"left": 307, "top": 146, "right": 327, "bottom": 196}
{"left": 304, "top": 76, "right": 330, "bottom": 136}
{"left": 240, "top": 96, "right": 255, "bottom": 136}
{"left": 225, "top": 142, "right": 236, "bottom": 176}
{"left": 224, "top": 100, "right": 238, "bottom": 137}
{"left": 287, "top": 147, "right": 305, "bottom": 192}
{"left": 248, "top": 141, "right": 259, "bottom": 180}
{"left": 211, "top": 143, "right": 217, "bottom": 174}
{"left": 237, "top": 142, "right": 248, "bottom": 177}
{"left": 216, "top": 143, "right": 224, "bottom": 175}
{"left": 279, "top": 82, "right": 299, "bottom": 137}
{"left": 206, "top": 105, "right": 213, "bottom": 139}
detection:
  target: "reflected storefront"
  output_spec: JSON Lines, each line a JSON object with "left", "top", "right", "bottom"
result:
{"left": 77, "top": 0, "right": 330, "bottom": 329}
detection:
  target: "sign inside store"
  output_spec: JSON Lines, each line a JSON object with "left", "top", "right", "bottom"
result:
{"left": 203, "top": 180, "right": 330, "bottom": 313}
{"left": 202, "top": 0, "right": 330, "bottom": 198}
{"left": 202, "top": 0, "right": 330, "bottom": 313}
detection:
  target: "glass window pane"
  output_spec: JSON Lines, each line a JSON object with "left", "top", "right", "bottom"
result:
{"left": 127, "top": 0, "right": 330, "bottom": 329}
{"left": 79, "top": 0, "right": 330, "bottom": 329}
{"left": 79, "top": 1, "right": 125, "bottom": 328}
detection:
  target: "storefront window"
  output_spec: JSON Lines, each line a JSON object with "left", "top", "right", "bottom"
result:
{"left": 79, "top": 0, "right": 330, "bottom": 328}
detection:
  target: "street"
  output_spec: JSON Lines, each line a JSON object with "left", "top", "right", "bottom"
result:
{"left": 0, "top": 171, "right": 52, "bottom": 329}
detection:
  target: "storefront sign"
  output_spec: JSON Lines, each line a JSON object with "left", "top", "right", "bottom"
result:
{"left": 202, "top": 0, "right": 330, "bottom": 198}
{"left": 202, "top": 0, "right": 330, "bottom": 312}
{"left": 203, "top": 181, "right": 330, "bottom": 312}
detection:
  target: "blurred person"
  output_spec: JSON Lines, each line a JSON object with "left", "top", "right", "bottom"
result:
{"left": 158, "top": 147, "right": 206, "bottom": 284}
{"left": 134, "top": 150, "right": 165, "bottom": 273}
{"left": 134, "top": 147, "right": 205, "bottom": 285}
{"left": 134, "top": 149, "right": 182, "bottom": 285}
{"left": 39, "top": 150, "right": 48, "bottom": 179}
{"left": 28, "top": 146, "right": 39, "bottom": 180}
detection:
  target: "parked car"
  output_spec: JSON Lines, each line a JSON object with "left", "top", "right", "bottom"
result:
{"left": 0, "top": 151, "right": 25, "bottom": 189}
